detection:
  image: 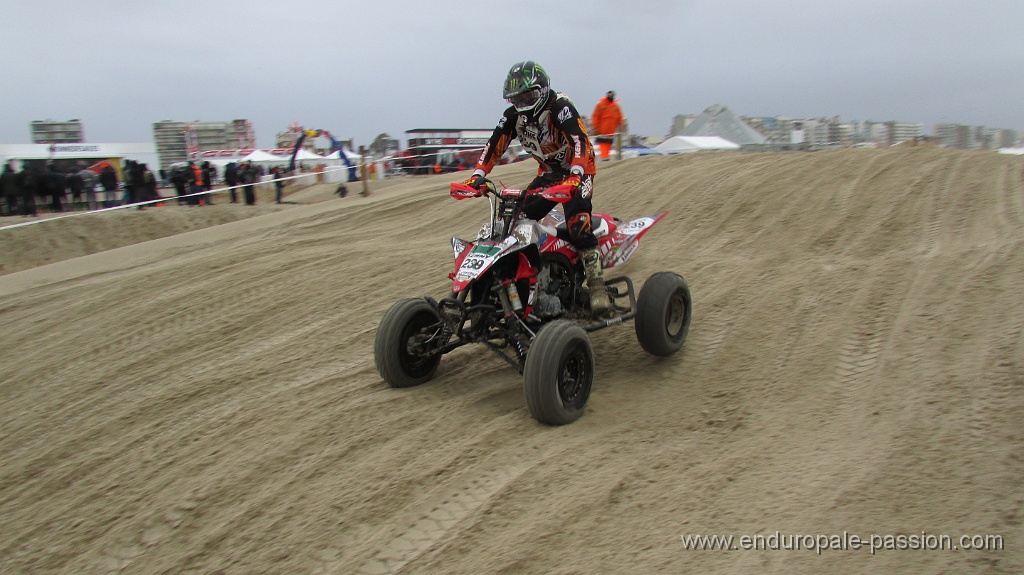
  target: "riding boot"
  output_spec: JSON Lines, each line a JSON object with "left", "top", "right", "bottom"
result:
{"left": 581, "top": 248, "right": 610, "bottom": 316}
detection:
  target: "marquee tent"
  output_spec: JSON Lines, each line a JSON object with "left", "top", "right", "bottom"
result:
{"left": 240, "top": 150, "right": 284, "bottom": 162}
{"left": 654, "top": 136, "right": 740, "bottom": 154}
{"left": 293, "top": 149, "right": 325, "bottom": 161}
{"left": 324, "top": 148, "right": 362, "bottom": 162}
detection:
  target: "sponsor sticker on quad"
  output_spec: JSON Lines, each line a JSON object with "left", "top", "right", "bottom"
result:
{"left": 459, "top": 254, "right": 490, "bottom": 277}
{"left": 472, "top": 245, "right": 502, "bottom": 256}
{"left": 610, "top": 241, "right": 639, "bottom": 267}
{"left": 620, "top": 217, "right": 654, "bottom": 234}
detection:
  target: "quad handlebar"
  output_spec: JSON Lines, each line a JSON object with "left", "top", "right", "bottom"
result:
{"left": 449, "top": 178, "right": 575, "bottom": 203}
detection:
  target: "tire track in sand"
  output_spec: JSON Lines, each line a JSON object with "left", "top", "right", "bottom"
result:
{"left": 311, "top": 465, "right": 527, "bottom": 575}
{"left": 967, "top": 270, "right": 1024, "bottom": 441}
{"left": 920, "top": 154, "right": 965, "bottom": 258}
{"left": 995, "top": 161, "right": 1024, "bottom": 236}
{"left": 91, "top": 498, "right": 201, "bottom": 573}
{"left": 830, "top": 278, "right": 896, "bottom": 410}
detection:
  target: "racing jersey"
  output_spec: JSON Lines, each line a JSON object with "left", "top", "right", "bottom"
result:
{"left": 475, "top": 92, "right": 596, "bottom": 178}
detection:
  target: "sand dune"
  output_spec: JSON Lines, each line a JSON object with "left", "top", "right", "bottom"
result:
{"left": 0, "top": 147, "right": 1020, "bottom": 574}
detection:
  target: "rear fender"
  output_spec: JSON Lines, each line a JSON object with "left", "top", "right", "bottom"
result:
{"left": 599, "top": 212, "right": 667, "bottom": 268}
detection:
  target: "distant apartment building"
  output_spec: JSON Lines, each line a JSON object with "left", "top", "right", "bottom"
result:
{"left": 935, "top": 123, "right": 1019, "bottom": 150}
{"left": 275, "top": 126, "right": 320, "bottom": 152}
{"left": 800, "top": 117, "right": 846, "bottom": 147}
{"left": 742, "top": 116, "right": 791, "bottom": 144}
{"left": 669, "top": 115, "right": 698, "bottom": 137}
{"left": 867, "top": 121, "right": 890, "bottom": 143}
{"left": 975, "top": 127, "right": 1020, "bottom": 150}
{"left": 369, "top": 134, "right": 401, "bottom": 158}
{"left": 187, "top": 120, "right": 255, "bottom": 153}
{"left": 30, "top": 119, "right": 84, "bottom": 143}
{"left": 673, "top": 107, "right": 1018, "bottom": 151}
{"left": 152, "top": 121, "right": 188, "bottom": 170}
{"left": 275, "top": 127, "right": 356, "bottom": 155}
{"left": 152, "top": 119, "right": 255, "bottom": 171}
{"left": 886, "top": 121, "right": 922, "bottom": 144}
{"left": 276, "top": 129, "right": 303, "bottom": 150}
{"left": 845, "top": 120, "right": 890, "bottom": 144}
{"left": 935, "top": 123, "right": 975, "bottom": 149}
{"left": 992, "top": 129, "right": 1020, "bottom": 149}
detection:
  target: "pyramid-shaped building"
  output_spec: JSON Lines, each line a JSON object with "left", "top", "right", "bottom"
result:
{"left": 680, "top": 104, "right": 767, "bottom": 146}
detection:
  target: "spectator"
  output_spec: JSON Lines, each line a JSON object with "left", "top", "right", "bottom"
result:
{"left": 132, "top": 161, "right": 146, "bottom": 205}
{"left": 18, "top": 165, "right": 39, "bottom": 217}
{"left": 201, "top": 161, "right": 216, "bottom": 205}
{"left": 47, "top": 164, "right": 67, "bottom": 212}
{"left": 186, "top": 161, "right": 204, "bottom": 206}
{"left": 99, "top": 164, "right": 119, "bottom": 207}
{"left": 240, "top": 160, "right": 256, "bottom": 205}
{"left": 140, "top": 163, "right": 158, "bottom": 209}
{"left": 591, "top": 90, "right": 624, "bottom": 161}
{"left": 271, "top": 166, "right": 285, "bottom": 203}
{"left": 79, "top": 168, "right": 99, "bottom": 211}
{"left": 1, "top": 162, "right": 18, "bottom": 216}
{"left": 224, "top": 162, "right": 239, "bottom": 203}
{"left": 170, "top": 166, "right": 187, "bottom": 205}
{"left": 122, "top": 160, "right": 138, "bottom": 205}
{"left": 66, "top": 169, "right": 84, "bottom": 210}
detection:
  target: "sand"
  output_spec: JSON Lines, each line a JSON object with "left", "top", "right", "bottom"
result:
{"left": 0, "top": 146, "right": 1021, "bottom": 574}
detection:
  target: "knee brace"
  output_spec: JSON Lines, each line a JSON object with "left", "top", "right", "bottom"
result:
{"left": 567, "top": 213, "right": 598, "bottom": 250}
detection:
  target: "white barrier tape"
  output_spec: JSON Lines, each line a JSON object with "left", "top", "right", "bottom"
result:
{"left": 0, "top": 165, "right": 351, "bottom": 231}
{"left": 1, "top": 138, "right": 588, "bottom": 230}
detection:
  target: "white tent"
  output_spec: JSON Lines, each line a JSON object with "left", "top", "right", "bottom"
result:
{"left": 324, "top": 147, "right": 362, "bottom": 162}
{"left": 293, "top": 148, "right": 324, "bottom": 161}
{"left": 240, "top": 150, "right": 284, "bottom": 162}
{"left": 319, "top": 148, "right": 364, "bottom": 183}
{"left": 654, "top": 136, "right": 740, "bottom": 154}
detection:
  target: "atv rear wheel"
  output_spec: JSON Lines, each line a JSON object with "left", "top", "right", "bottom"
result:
{"left": 635, "top": 272, "right": 691, "bottom": 356}
{"left": 375, "top": 298, "right": 443, "bottom": 388}
{"left": 523, "top": 320, "right": 595, "bottom": 425}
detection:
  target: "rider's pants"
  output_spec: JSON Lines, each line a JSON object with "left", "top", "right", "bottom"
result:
{"left": 523, "top": 173, "right": 598, "bottom": 250}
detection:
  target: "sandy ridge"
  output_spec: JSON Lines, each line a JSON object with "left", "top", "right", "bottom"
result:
{"left": 0, "top": 147, "right": 1020, "bottom": 574}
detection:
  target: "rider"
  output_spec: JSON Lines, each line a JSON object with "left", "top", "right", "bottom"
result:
{"left": 464, "top": 61, "right": 609, "bottom": 315}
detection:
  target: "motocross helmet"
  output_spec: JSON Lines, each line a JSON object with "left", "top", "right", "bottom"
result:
{"left": 503, "top": 61, "right": 551, "bottom": 115}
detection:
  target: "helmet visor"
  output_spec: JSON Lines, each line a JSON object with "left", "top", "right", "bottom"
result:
{"left": 508, "top": 88, "right": 541, "bottom": 111}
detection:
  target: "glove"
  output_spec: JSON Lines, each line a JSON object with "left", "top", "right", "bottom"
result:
{"left": 564, "top": 165, "right": 585, "bottom": 188}
{"left": 463, "top": 173, "right": 485, "bottom": 190}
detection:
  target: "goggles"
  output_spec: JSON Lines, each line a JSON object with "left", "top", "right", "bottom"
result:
{"left": 508, "top": 88, "right": 542, "bottom": 111}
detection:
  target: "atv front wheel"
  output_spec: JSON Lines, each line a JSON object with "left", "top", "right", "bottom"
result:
{"left": 523, "top": 320, "right": 595, "bottom": 425}
{"left": 635, "top": 272, "right": 692, "bottom": 356}
{"left": 375, "top": 298, "right": 443, "bottom": 388}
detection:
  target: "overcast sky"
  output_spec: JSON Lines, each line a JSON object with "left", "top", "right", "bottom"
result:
{"left": 2, "top": 0, "right": 1021, "bottom": 148}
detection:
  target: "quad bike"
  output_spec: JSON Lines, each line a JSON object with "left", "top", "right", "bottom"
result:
{"left": 374, "top": 177, "right": 691, "bottom": 425}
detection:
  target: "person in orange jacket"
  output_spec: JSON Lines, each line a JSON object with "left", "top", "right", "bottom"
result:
{"left": 591, "top": 90, "right": 623, "bottom": 161}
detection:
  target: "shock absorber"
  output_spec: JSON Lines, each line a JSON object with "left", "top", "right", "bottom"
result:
{"left": 506, "top": 280, "right": 524, "bottom": 312}
{"left": 494, "top": 279, "right": 523, "bottom": 317}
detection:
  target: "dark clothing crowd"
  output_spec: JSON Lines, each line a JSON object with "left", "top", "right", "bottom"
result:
{"left": 1, "top": 160, "right": 158, "bottom": 217}
{"left": 2, "top": 157, "right": 296, "bottom": 219}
